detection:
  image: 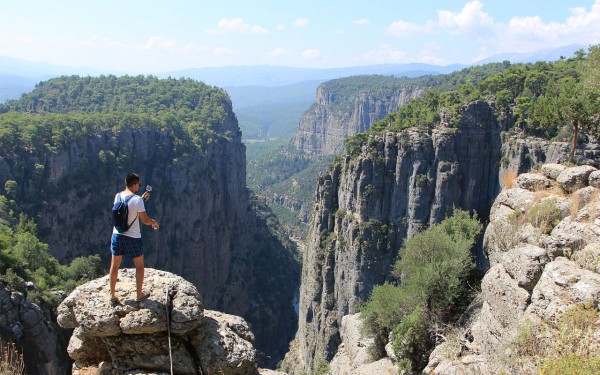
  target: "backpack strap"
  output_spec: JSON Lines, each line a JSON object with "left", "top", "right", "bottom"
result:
{"left": 122, "top": 193, "right": 139, "bottom": 229}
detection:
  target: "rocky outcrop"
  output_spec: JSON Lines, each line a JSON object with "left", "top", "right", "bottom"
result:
{"left": 293, "top": 78, "right": 426, "bottom": 156}
{"left": 283, "top": 100, "right": 503, "bottom": 373}
{"left": 328, "top": 313, "right": 396, "bottom": 375}
{"left": 57, "top": 268, "right": 264, "bottom": 375}
{"left": 425, "top": 164, "right": 600, "bottom": 374}
{"left": 0, "top": 282, "right": 67, "bottom": 374}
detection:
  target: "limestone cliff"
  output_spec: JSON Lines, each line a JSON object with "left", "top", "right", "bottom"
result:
{"left": 425, "top": 165, "right": 600, "bottom": 374}
{"left": 0, "top": 101, "right": 298, "bottom": 365}
{"left": 284, "top": 100, "right": 503, "bottom": 372}
{"left": 292, "top": 77, "right": 426, "bottom": 156}
{"left": 57, "top": 268, "right": 269, "bottom": 374}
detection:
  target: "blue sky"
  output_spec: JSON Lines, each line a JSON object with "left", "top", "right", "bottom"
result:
{"left": 1, "top": 0, "right": 599, "bottom": 73}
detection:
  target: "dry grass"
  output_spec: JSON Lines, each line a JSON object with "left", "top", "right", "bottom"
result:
{"left": 570, "top": 192, "right": 581, "bottom": 219}
{"left": 0, "top": 340, "right": 24, "bottom": 375}
{"left": 502, "top": 171, "right": 518, "bottom": 189}
{"left": 533, "top": 181, "right": 566, "bottom": 203}
{"left": 505, "top": 304, "right": 600, "bottom": 375}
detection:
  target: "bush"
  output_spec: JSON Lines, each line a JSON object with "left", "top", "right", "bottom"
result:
{"left": 391, "top": 308, "right": 432, "bottom": 371}
{"left": 393, "top": 210, "right": 481, "bottom": 313}
{"left": 360, "top": 210, "right": 482, "bottom": 370}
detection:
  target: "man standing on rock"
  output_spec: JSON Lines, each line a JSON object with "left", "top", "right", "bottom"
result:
{"left": 109, "top": 172, "right": 159, "bottom": 305}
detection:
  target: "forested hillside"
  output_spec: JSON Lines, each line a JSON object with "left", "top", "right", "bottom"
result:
{"left": 0, "top": 75, "right": 300, "bottom": 369}
{"left": 348, "top": 46, "right": 600, "bottom": 161}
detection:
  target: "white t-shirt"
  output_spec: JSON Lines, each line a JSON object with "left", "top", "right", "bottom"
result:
{"left": 112, "top": 192, "right": 146, "bottom": 238}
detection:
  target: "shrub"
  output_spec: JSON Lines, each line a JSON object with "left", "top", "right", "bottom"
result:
{"left": 360, "top": 210, "right": 481, "bottom": 370}
{"left": 391, "top": 308, "right": 432, "bottom": 371}
{"left": 509, "top": 198, "right": 561, "bottom": 236}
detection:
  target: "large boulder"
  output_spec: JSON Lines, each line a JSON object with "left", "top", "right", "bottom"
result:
{"left": 57, "top": 268, "right": 259, "bottom": 375}
{"left": 556, "top": 165, "right": 597, "bottom": 193}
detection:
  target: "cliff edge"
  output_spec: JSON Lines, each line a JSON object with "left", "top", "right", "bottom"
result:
{"left": 426, "top": 164, "right": 600, "bottom": 374}
{"left": 57, "top": 268, "right": 267, "bottom": 375}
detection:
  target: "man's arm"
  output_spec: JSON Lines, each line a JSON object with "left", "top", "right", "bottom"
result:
{"left": 139, "top": 211, "right": 159, "bottom": 230}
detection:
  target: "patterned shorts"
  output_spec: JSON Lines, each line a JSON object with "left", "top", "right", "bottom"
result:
{"left": 111, "top": 233, "right": 144, "bottom": 258}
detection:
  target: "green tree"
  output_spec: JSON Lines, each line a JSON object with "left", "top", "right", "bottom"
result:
{"left": 360, "top": 210, "right": 481, "bottom": 370}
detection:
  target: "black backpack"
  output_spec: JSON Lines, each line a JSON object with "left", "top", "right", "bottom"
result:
{"left": 112, "top": 193, "right": 138, "bottom": 233}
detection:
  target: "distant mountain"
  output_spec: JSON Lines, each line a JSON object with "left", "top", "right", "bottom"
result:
{"left": 476, "top": 44, "right": 586, "bottom": 64}
{"left": 0, "top": 75, "right": 38, "bottom": 103}
{"left": 160, "top": 63, "right": 466, "bottom": 87}
{"left": 225, "top": 80, "right": 322, "bottom": 139}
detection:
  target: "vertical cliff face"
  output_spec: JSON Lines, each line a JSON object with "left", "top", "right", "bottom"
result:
{"left": 292, "top": 82, "right": 425, "bottom": 156}
{"left": 0, "top": 106, "right": 298, "bottom": 365}
{"left": 285, "top": 101, "right": 503, "bottom": 372}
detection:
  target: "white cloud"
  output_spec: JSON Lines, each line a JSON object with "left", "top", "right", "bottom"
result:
{"left": 437, "top": 0, "right": 494, "bottom": 35}
{"left": 145, "top": 36, "right": 177, "bottom": 49}
{"left": 295, "top": 18, "right": 310, "bottom": 27}
{"left": 363, "top": 45, "right": 407, "bottom": 63}
{"left": 276, "top": 23, "right": 286, "bottom": 30}
{"left": 302, "top": 48, "right": 320, "bottom": 59}
{"left": 213, "top": 46, "right": 234, "bottom": 56}
{"left": 356, "top": 18, "right": 370, "bottom": 25}
{"left": 386, "top": 0, "right": 600, "bottom": 62}
{"left": 207, "top": 18, "right": 268, "bottom": 34}
{"left": 386, "top": 20, "right": 432, "bottom": 37}
{"left": 269, "top": 47, "right": 292, "bottom": 58}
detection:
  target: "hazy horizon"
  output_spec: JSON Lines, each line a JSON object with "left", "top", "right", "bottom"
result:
{"left": 1, "top": 1, "right": 599, "bottom": 74}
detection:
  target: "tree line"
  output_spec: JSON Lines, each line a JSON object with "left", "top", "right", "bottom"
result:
{"left": 345, "top": 46, "right": 600, "bottom": 162}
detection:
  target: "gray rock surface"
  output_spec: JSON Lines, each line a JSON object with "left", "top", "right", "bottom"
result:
{"left": 284, "top": 100, "right": 503, "bottom": 374}
{"left": 293, "top": 80, "right": 425, "bottom": 156}
{"left": 556, "top": 165, "right": 597, "bottom": 192}
{"left": 57, "top": 269, "right": 260, "bottom": 375}
{"left": 329, "top": 313, "right": 397, "bottom": 375}
{"left": 541, "top": 163, "right": 567, "bottom": 179}
{"left": 590, "top": 170, "right": 600, "bottom": 188}
{"left": 426, "top": 164, "right": 600, "bottom": 374}
{"left": 0, "top": 282, "right": 66, "bottom": 374}
{"left": 515, "top": 173, "right": 552, "bottom": 191}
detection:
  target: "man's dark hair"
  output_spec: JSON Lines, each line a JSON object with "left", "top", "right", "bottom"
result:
{"left": 125, "top": 173, "right": 140, "bottom": 188}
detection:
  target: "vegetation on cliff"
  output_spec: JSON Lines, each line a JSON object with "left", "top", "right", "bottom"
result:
{"left": 345, "top": 46, "right": 600, "bottom": 161}
{"left": 360, "top": 210, "right": 482, "bottom": 372}
{"left": 0, "top": 198, "right": 103, "bottom": 308}
{"left": 0, "top": 75, "right": 235, "bottom": 157}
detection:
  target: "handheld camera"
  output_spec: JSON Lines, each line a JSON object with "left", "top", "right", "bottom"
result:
{"left": 145, "top": 185, "right": 153, "bottom": 193}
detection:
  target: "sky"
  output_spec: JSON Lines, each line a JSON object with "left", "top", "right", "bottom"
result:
{"left": 1, "top": 0, "right": 599, "bottom": 74}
